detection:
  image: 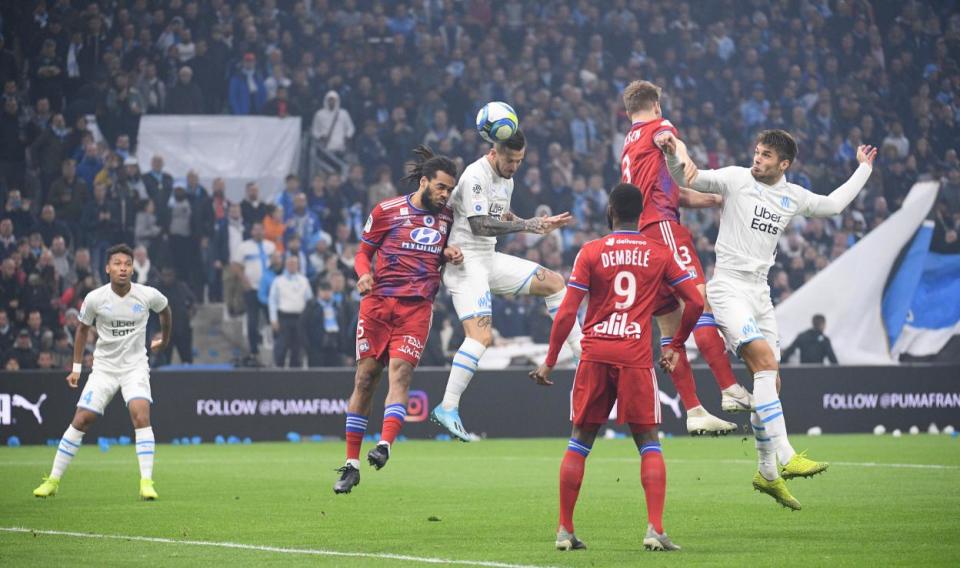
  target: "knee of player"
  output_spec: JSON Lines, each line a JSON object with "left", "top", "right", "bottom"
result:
{"left": 354, "top": 370, "right": 380, "bottom": 392}
{"left": 469, "top": 329, "right": 494, "bottom": 348}
{"left": 388, "top": 360, "right": 414, "bottom": 386}
{"left": 543, "top": 270, "right": 566, "bottom": 293}
{"left": 71, "top": 413, "right": 95, "bottom": 431}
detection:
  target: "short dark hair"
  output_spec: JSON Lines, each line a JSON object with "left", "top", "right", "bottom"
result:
{"left": 105, "top": 243, "right": 134, "bottom": 264}
{"left": 494, "top": 128, "right": 526, "bottom": 152}
{"left": 623, "top": 80, "right": 661, "bottom": 115}
{"left": 608, "top": 183, "right": 644, "bottom": 222}
{"left": 401, "top": 145, "right": 459, "bottom": 185}
{"left": 756, "top": 129, "right": 798, "bottom": 164}
{"left": 812, "top": 314, "right": 826, "bottom": 325}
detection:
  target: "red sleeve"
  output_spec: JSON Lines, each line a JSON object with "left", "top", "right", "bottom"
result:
{"left": 662, "top": 250, "right": 703, "bottom": 350}
{"left": 545, "top": 248, "right": 591, "bottom": 367}
{"left": 652, "top": 119, "right": 680, "bottom": 140}
{"left": 355, "top": 206, "right": 389, "bottom": 278}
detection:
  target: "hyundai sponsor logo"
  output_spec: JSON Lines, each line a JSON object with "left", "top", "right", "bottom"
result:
{"left": 411, "top": 227, "right": 442, "bottom": 246}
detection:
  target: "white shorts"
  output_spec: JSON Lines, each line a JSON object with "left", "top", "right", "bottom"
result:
{"left": 706, "top": 269, "right": 781, "bottom": 361}
{"left": 77, "top": 367, "right": 153, "bottom": 415}
{"left": 442, "top": 249, "right": 542, "bottom": 321}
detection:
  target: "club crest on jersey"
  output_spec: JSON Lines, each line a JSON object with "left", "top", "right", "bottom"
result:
{"left": 780, "top": 196, "right": 793, "bottom": 209}
{"left": 424, "top": 215, "right": 435, "bottom": 227}
{"left": 439, "top": 222, "right": 448, "bottom": 234}
{"left": 132, "top": 304, "right": 144, "bottom": 313}
{"left": 411, "top": 227, "right": 442, "bottom": 246}
{"left": 592, "top": 312, "right": 643, "bottom": 339}
{"left": 358, "top": 339, "right": 370, "bottom": 353}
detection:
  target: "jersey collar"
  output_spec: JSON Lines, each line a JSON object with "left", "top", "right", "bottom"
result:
{"left": 405, "top": 194, "right": 429, "bottom": 214}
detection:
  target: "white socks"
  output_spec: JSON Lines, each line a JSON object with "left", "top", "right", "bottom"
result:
{"left": 135, "top": 427, "right": 156, "bottom": 480}
{"left": 751, "top": 412, "right": 778, "bottom": 480}
{"left": 545, "top": 290, "right": 583, "bottom": 359}
{"left": 753, "top": 370, "right": 796, "bottom": 474}
{"left": 441, "top": 337, "right": 486, "bottom": 410}
{"left": 51, "top": 425, "right": 85, "bottom": 479}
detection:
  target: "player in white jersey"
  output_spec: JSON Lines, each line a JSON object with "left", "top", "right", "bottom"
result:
{"left": 33, "top": 244, "right": 172, "bottom": 500}
{"left": 431, "top": 129, "right": 584, "bottom": 441}
{"left": 662, "top": 129, "right": 877, "bottom": 509}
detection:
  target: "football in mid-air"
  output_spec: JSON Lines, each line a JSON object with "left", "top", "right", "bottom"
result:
{"left": 476, "top": 101, "right": 519, "bottom": 143}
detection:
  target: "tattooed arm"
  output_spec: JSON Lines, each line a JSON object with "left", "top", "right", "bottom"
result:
{"left": 468, "top": 212, "right": 572, "bottom": 237}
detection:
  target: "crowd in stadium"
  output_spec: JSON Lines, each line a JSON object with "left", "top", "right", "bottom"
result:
{"left": 0, "top": 0, "right": 957, "bottom": 369}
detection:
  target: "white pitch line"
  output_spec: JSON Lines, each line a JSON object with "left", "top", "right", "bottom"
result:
{"left": 0, "top": 456, "right": 957, "bottom": 470}
{"left": 0, "top": 527, "right": 556, "bottom": 568}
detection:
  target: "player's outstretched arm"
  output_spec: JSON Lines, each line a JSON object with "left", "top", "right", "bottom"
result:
{"left": 468, "top": 212, "right": 573, "bottom": 237}
{"left": 657, "top": 132, "right": 698, "bottom": 186}
{"left": 66, "top": 323, "right": 91, "bottom": 388}
{"left": 679, "top": 188, "right": 722, "bottom": 209}
{"left": 804, "top": 144, "right": 877, "bottom": 218}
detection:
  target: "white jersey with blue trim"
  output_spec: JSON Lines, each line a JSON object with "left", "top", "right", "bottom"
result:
{"left": 79, "top": 283, "right": 168, "bottom": 373}
{"left": 691, "top": 167, "right": 818, "bottom": 276}
{"left": 447, "top": 156, "right": 514, "bottom": 252}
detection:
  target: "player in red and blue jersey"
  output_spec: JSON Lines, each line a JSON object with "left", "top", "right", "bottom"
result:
{"left": 531, "top": 184, "right": 703, "bottom": 552}
{"left": 334, "top": 146, "right": 462, "bottom": 494}
{"left": 620, "top": 80, "right": 753, "bottom": 435}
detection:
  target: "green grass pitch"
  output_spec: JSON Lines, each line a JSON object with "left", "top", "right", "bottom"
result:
{"left": 1, "top": 435, "right": 958, "bottom": 567}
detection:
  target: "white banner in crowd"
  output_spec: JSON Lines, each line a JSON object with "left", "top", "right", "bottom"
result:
{"left": 775, "top": 181, "right": 940, "bottom": 365}
{"left": 136, "top": 115, "right": 302, "bottom": 202}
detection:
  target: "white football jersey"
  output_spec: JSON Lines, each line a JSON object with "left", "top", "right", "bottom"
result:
{"left": 692, "top": 167, "right": 822, "bottom": 275}
{"left": 447, "top": 156, "right": 514, "bottom": 251}
{"left": 79, "top": 283, "right": 169, "bottom": 372}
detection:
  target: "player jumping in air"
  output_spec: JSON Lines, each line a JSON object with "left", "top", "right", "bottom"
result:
{"left": 531, "top": 184, "right": 703, "bottom": 551}
{"left": 431, "top": 128, "right": 583, "bottom": 441}
{"left": 663, "top": 128, "right": 877, "bottom": 508}
{"left": 620, "top": 80, "right": 753, "bottom": 435}
{"left": 334, "top": 146, "right": 463, "bottom": 494}
{"left": 33, "top": 244, "right": 171, "bottom": 500}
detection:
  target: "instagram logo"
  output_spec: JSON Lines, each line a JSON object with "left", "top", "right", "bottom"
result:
{"left": 405, "top": 390, "right": 429, "bottom": 422}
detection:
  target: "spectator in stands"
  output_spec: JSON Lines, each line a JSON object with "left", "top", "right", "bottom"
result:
{"left": 2, "top": 190, "right": 33, "bottom": 237}
{"left": 5, "top": 329, "right": 37, "bottom": 370}
{"left": 274, "top": 174, "right": 301, "bottom": 217}
{"left": 24, "top": 309, "right": 50, "bottom": 352}
{"left": 166, "top": 66, "right": 204, "bottom": 114}
{"left": 36, "top": 205, "right": 72, "bottom": 248}
{"left": 143, "top": 155, "right": 173, "bottom": 222}
{"left": 132, "top": 245, "right": 158, "bottom": 285}
{"left": 154, "top": 266, "right": 196, "bottom": 365}
{"left": 50, "top": 236, "right": 70, "bottom": 283}
{"left": 262, "top": 204, "right": 286, "bottom": 253}
{"left": 241, "top": 182, "right": 267, "bottom": 236}
{"left": 228, "top": 53, "right": 266, "bottom": 115}
{"left": 302, "top": 279, "right": 353, "bottom": 368}
{"left": 46, "top": 158, "right": 86, "bottom": 224}
{"left": 783, "top": 314, "right": 839, "bottom": 365}
{"left": 286, "top": 193, "right": 321, "bottom": 249}
{"left": 81, "top": 182, "right": 118, "bottom": 272}
{"left": 217, "top": 203, "right": 246, "bottom": 316}
{"left": 50, "top": 330, "right": 71, "bottom": 370}
{"left": 134, "top": 198, "right": 162, "bottom": 253}
{"left": 232, "top": 222, "right": 275, "bottom": 359}
{"left": 0, "top": 309, "right": 13, "bottom": 353}
{"left": 0, "top": 219, "right": 16, "bottom": 259}
{"left": 269, "top": 255, "right": 311, "bottom": 368}
{"left": 311, "top": 90, "right": 355, "bottom": 157}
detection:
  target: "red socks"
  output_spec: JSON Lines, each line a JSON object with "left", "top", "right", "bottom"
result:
{"left": 640, "top": 442, "right": 666, "bottom": 533}
{"left": 559, "top": 439, "right": 591, "bottom": 533}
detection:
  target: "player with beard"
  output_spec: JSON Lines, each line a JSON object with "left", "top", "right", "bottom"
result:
{"left": 431, "top": 129, "right": 582, "bottom": 441}
{"left": 334, "top": 146, "right": 463, "bottom": 494}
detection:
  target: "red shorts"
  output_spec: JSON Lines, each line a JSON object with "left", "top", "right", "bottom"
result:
{"left": 356, "top": 296, "right": 433, "bottom": 367}
{"left": 570, "top": 360, "right": 661, "bottom": 426}
{"left": 639, "top": 219, "right": 705, "bottom": 315}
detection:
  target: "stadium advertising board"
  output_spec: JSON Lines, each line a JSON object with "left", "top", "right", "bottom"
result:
{"left": 1, "top": 365, "right": 957, "bottom": 444}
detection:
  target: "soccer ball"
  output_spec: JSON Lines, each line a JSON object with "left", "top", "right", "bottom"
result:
{"left": 476, "top": 101, "right": 519, "bottom": 143}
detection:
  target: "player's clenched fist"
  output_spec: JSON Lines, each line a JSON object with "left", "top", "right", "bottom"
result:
{"left": 443, "top": 245, "right": 464, "bottom": 265}
{"left": 356, "top": 273, "right": 375, "bottom": 295}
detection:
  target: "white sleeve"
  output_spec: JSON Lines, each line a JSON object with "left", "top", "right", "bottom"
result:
{"left": 800, "top": 164, "right": 873, "bottom": 218}
{"left": 458, "top": 170, "right": 489, "bottom": 218}
{"left": 78, "top": 291, "right": 97, "bottom": 326}
{"left": 148, "top": 287, "right": 169, "bottom": 312}
{"left": 690, "top": 167, "right": 738, "bottom": 195}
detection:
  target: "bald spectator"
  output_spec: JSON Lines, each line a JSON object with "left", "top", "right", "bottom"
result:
{"left": 166, "top": 66, "right": 204, "bottom": 114}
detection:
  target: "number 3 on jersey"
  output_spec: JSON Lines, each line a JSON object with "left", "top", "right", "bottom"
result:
{"left": 676, "top": 245, "right": 692, "bottom": 266}
{"left": 613, "top": 271, "right": 637, "bottom": 310}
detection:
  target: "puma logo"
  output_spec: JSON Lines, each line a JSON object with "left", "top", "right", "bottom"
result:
{"left": 12, "top": 393, "right": 47, "bottom": 424}
{"left": 658, "top": 390, "right": 682, "bottom": 419}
